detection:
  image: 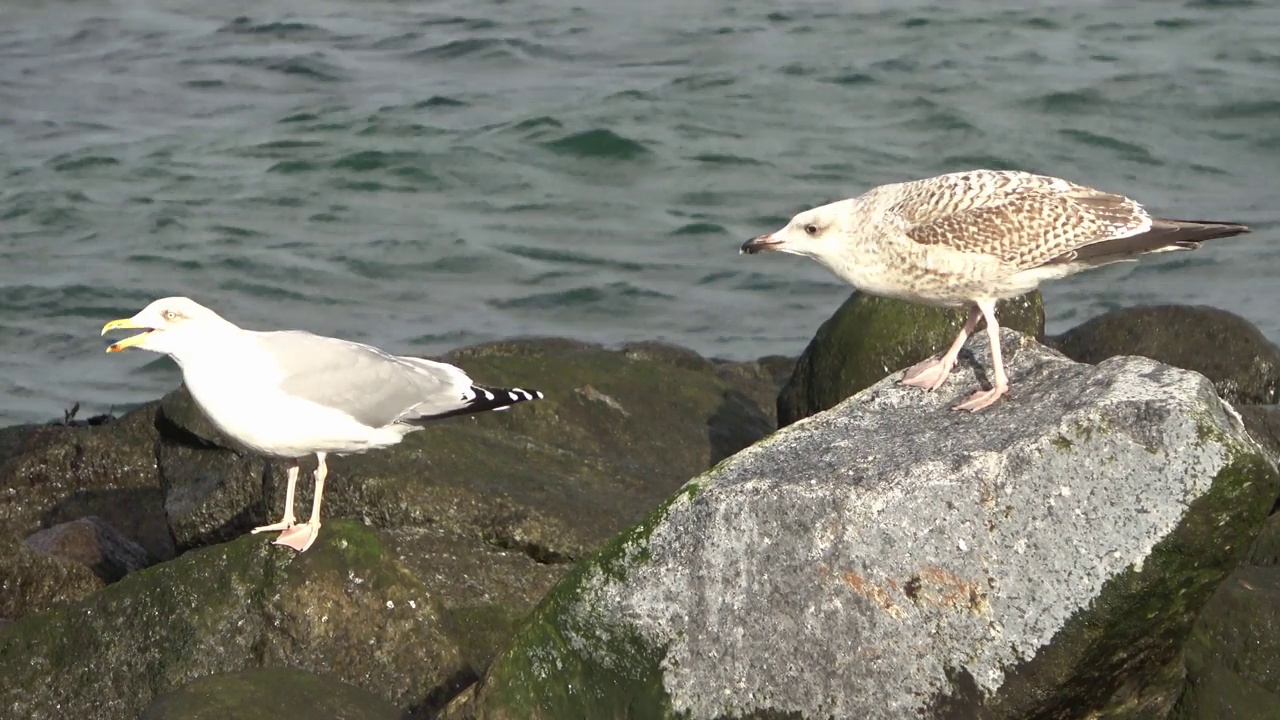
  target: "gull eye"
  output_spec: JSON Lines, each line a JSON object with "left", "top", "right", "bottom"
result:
{"left": 804, "top": 223, "right": 819, "bottom": 236}
{"left": 162, "top": 310, "right": 178, "bottom": 321}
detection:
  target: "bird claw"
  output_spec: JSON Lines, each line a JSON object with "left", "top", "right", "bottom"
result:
{"left": 951, "top": 386, "right": 1008, "bottom": 412}
{"left": 273, "top": 522, "right": 320, "bottom": 552}
{"left": 901, "top": 357, "right": 954, "bottom": 391}
{"left": 251, "top": 517, "right": 297, "bottom": 534}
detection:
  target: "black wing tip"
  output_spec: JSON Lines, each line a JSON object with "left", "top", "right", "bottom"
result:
{"left": 1157, "top": 218, "right": 1251, "bottom": 237}
{"left": 474, "top": 386, "right": 544, "bottom": 403}
{"left": 410, "top": 385, "right": 544, "bottom": 423}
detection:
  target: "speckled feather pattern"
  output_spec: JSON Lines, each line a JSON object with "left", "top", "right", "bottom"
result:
{"left": 882, "top": 170, "right": 1151, "bottom": 268}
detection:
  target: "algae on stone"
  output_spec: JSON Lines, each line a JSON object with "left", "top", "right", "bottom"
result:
{"left": 139, "top": 667, "right": 403, "bottom": 720}
{"left": 0, "top": 520, "right": 466, "bottom": 719}
{"left": 776, "top": 290, "right": 1044, "bottom": 427}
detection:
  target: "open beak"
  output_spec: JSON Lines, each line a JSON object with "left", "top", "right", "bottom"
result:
{"left": 740, "top": 234, "right": 785, "bottom": 255}
{"left": 101, "top": 318, "right": 154, "bottom": 353}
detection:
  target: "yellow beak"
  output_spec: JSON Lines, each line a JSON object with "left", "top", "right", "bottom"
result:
{"left": 101, "top": 318, "right": 152, "bottom": 353}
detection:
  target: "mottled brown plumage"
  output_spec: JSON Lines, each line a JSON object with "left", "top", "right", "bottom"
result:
{"left": 741, "top": 169, "right": 1250, "bottom": 411}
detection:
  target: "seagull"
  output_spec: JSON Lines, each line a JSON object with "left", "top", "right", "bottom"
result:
{"left": 102, "top": 297, "right": 543, "bottom": 552}
{"left": 742, "top": 169, "right": 1249, "bottom": 411}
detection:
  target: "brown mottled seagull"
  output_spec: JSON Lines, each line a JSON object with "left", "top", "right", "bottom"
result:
{"left": 102, "top": 297, "right": 543, "bottom": 552}
{"left": 741, "top": 169, "right": 1249, "bottom": 411}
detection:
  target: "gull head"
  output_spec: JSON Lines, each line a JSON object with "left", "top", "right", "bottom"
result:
{"left": 740, "top": 199, "right": 856, "bottom": 263}
{"left": 101, "top": 297, "right": 232, "bottom": 355}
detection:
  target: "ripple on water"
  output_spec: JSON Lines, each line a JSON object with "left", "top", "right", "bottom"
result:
{"left": 217, "top": 17, "right": 335, "bottom": 41}
{"left": 489, "top": 282, "right": 673, "bottom": 311}
{"left": 48, "top": 155, "right": 120, "bottom": 173}
{"left": 409, "top": 37, "right": 566, "bottom": 62}
{"left": 332, "top": 150, "right": 425, "bottom": 172}
{"left": 413, "top": 95, "right": 468, "bottom": 109}
{"left": 540, "top": 129, "right": 650, "bottom": 160}
{"left": 1028, "top": 88, "right": 1107, "bottom": 114}
{"left": 1204, "top": 99, "right": 1280, "bottom": 119}
{"left": 820, "top": 72, "right": 876, "bottom": 86}
{"left": 497, "top": 244, "right": 654, "bottom": 273}
{"left": 1059, "top": 129, "right": 1160, "bottom": 164}
{"left": 670, "top": 222, "right": 727, "bottom": 236}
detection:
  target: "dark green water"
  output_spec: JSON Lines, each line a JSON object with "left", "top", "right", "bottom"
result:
{"left": 1, "top": 0, "right": 1277, "bottom": 424}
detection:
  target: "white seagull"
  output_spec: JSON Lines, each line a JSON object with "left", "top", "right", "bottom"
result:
{"left": 102, "top": 297, "right": 543, "bottom": 552}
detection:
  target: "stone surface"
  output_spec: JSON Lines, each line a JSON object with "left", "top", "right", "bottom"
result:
{"left": 24, "top": 515, "right": 149, "bottom": 582}
{"left": 0, "top": 403, "right": 169, "bottom": 559}
{"left": 0, "top": 403, "right": 170, "bottom": 618}
{"left": 1049, "top": 304, "right": 1280, "bottom": 406}
{"left": 1173, "top": 513, "right": 1280, "bottom": 719}
{"left": 1239, "top": 404, "right": 1280, "bottom": 466}
{"left": 140, "top": 667, "right": 403, "bottom": 720}
{"left": 777, "top": 290, "right": 1044, "bottom": 427}
{"left": 457, "top": 329, "right": 1277, "bottom": 720}
{"left": 0, "top": 520, "right": 468, "bottom": 719}
{"left": 0, "top": 537, "right": 103, "bottom": 620}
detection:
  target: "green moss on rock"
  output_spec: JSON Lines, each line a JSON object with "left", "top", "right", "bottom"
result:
{"left": 777, "top": 291, "right": 1044, "bottom": 427}
{"left": 453, "top": 483, "right": 705, "bottom": 720}
{"left": 139, "top": 667, "right": 403, "bottom": 720}
{"left": 0, "top": 520, "right": 466, "bottom": 719}
{"left": 980, "top": 445, "right": 1279, "bottom": 719}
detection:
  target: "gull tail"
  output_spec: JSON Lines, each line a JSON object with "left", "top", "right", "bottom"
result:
{"left": 411, "top": 385, "right": 545, "bottom": 423}
{"left": 1050, "top": 218, "right": 1250, "bottom": 267}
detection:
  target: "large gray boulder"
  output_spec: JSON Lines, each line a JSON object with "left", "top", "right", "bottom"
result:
{"left": 452, "top": 329, "right": 1278, "bottom": 720}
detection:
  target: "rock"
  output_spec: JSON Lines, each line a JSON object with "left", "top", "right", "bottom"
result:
{"left": 1174, "top": 511, "right": 1280, "bottom": 719}
{"left": 0, "top": 537, "right": 103, "bottom": 620}
{"left": 140, "top": 668, "right": 403, "bottom": 720}
{"left": 158, "top": 433, "right": 270, "bottom": 554}
{"left": 0, "top": 520, "right": 468, "bottom": 719}
{"left": 1049, "top": 305, "right": 1280, "bottom": 406}
{"left": 776, "top": 291, "right": 1044, "bottom": 427}
{"left": 0, "top": 403, "right": 171, "bottom": 618}
{"left": 24, "top": 516, "right": 149, "bottom": 582}
{"left": 457, "top": 329, "right": 1278, "bottom": 720}
{"left": 1238, "top": 404, "right": 1280, "bottom": 466}
{"left": 0, "top": 404, "right": 169, "bottom": 558}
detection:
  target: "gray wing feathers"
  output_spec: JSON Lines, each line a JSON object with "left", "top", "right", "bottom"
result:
{"left": 261, "top": 331, "right": 477, "bottom": 428}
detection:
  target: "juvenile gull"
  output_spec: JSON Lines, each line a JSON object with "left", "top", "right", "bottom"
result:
{"left": 102, "top": 297, "right": 543, "bottom": 552}
{"left": 741, "top": 169, "right": 1249, "bottom": 411}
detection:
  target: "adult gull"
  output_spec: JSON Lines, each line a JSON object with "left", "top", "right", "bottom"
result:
{"left": 742, "top": 169, "right": 1249, "bottom": 411}
{"left": 102, "top": 297, "right": 543, "bottom": 552}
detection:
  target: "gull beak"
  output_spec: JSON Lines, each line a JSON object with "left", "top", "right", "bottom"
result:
{"left": 740, "top": 234, "right": 785, "bottom": 255}
{"left": 101, "top": 318, "right": 153, "bottom": 353}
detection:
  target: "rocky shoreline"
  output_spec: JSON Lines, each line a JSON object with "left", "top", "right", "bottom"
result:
{"left": 2, "top": 294, "right": 1279, "bottom": 719}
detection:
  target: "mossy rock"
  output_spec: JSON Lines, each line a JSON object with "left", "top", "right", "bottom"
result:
{"left": 140, "top": 667, "right": 402, "bottom": 720}
{"left": 0, "top": 520, "right": 466, "bottom": 719}
{"left": 0, "top": 403, "right": 171, "bottom": 618}
{"left": 777, "top": 291, "right": 1044, "bottom": 427}
{"left": 1172, "top": 513, "right": 1280, "bottom": 719}
{"left": 0, "top": 537, "right": 103, "bottom": 620}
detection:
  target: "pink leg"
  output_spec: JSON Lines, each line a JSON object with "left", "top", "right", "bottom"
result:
{"left": 901, "top": 305, "right": 983, "bottom": 391}
{"left": 952, "top": 299, "right": 1009, "bottom": 412}
{"left": 252, "top": 460, "right": 299, "bottom": 534}
{"left": 274, "top": 452, "right": 327, "bottom": 552}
